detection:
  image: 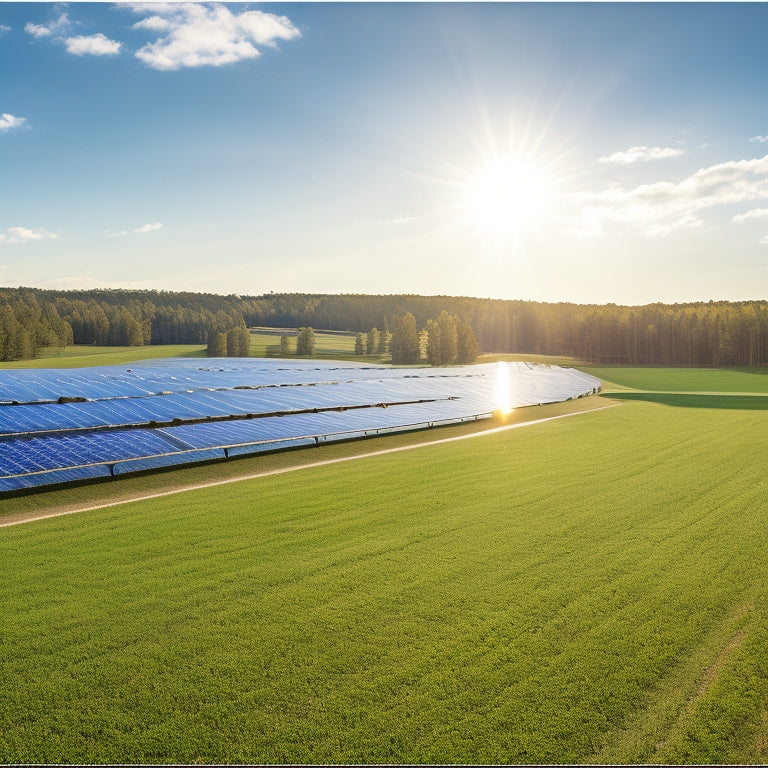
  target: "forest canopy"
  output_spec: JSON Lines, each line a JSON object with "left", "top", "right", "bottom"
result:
{"left": 1, "top": 286, "right": 767, "bottom": 366}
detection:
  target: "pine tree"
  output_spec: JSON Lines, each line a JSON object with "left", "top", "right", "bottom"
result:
{"left": 377, "top": 321, "right": 389, "bottom": 354}
{"left": 456, "top": 319, "right": 481, "bottom": 364}
{"left": 296, "top": 327, "right": 316, "bottom": 356}
{"left": 437, "top": 310, "right": 457, "bottom": 364}
{"left": 426, "top": 319, "right": 441, "bottom": 365}
{"left": 366, "top": 327, "right": 379, "bottom": 354}
{"left": 389, "top": 313, "right": 420, "bottom": 364}
{"left": 206, "top": 330, "right": 226, "bottom": 357}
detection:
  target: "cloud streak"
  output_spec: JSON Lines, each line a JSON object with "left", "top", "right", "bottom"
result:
{"left": 135, "top": 222, "right": 162, "bottom": 233}
{"left": 24, "top": 12, "right": 69, "bottom": 38}
{"left": 732, "top": 208, "right": 768, "bottom": 224}
{"left": 129, "top": 3, "right": 301, "bottom": 71}
{"left": 598, "top": 145, "right": 684, "bottom": 164}
{"left": 107, "top": 222, "right": 163, "bottom": 237}
{"left": 0, "top": 226, "right": 58, "bottom": 244}
{"left": 578, "top": 154, "right": 768, "bottom": 237}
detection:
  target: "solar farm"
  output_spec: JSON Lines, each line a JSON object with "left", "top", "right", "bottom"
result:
{"left": 2, "top": 360, "right": 767, "bottom": 765}
{"left": 0, "top": 359, "right": 600, "bottom": 492}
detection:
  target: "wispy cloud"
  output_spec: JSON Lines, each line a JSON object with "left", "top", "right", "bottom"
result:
{"left": 577, "top": 154, "right": 768, "bottom": 237}
{"left": 65, "top": 33, "right": 121, "bottom": 56}
{"left": 128, "top": 3, "right": 301, "bottom": 71}
{"left": 645, "top": 215, "right": 703, "bottom": 238}
{"left": 135, "top": 222, "right": 162, "bottom": 233}
{"left": 0, "top": 25, "right": 11, "bottom": 33}
{"left": 749, "top": 136, "right": 768, "bottom": 144}
{"left": 598, "top": 145, "right": 684, "bottom": 165}
{"left": 25, "top": 11, "right": 121, "bottom": 57}
{"left": 0, "top": 226, "right": 58, "bottom": 244}
{"left": 0, "top": 114, "right": 26, "bottom": 132}
{"left": 24, "top": 12, "right": 69, "bottom": 38}
{"left": 732, "top": 208, "right": 768, "bottom": 224}
{"left": 760, "top": 235, "right": 768, "bottom": 245}
{"left": 107, "top": 222, "right": 163, "bottom": 238}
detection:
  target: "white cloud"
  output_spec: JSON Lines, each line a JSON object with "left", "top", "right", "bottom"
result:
{"left": 24, "top": 12, "right": 69, "bottom": 38}
{"left": 749, "top": 136, "right": 768, "bottom": 144}
{"left": 135, "top": 222, "right": 162, "bottom": 233}
{"left": 0, "top": 25, "right": 11, "bottom": 33}
{"left": 132, "top": 15, "right": 170, "bottom": 33}
{"left": 25, "top": 13, "right": 122, "bottom": 57}
{"left": 129, "top": 3, "right": 300, "bottom": 71}
{"left": 25, "top": 22, "right": 54, "bottom": 38}
{"left": 65, "top": 33, "right": 121, "bottom": 56}
{"left": 760, "top": 235, "right": 768, "bottom": 245}
{"left": 0, "top": 114, "right": 26, "bottom": 132}
{"left": 578, "top": 154, "right": 768, "bottom": 237}
{"left": 0, "top": 227, "right": 58, "bottom": 244}
{"left": 645, "top": 215, "right": 703, "bottom": 238}
{"left": 598, "top": 145, "right": 684, "bottom": 165}
{"left": 732, "top": 208, "right": 768, "bottom": 224}
{"left": 107, "top": 222, "right": 163, "bottom": 237}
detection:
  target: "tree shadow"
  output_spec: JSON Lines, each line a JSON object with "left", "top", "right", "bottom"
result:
{"left": 735, "top": 366, "right": 768, "bottom": 377}
{"left": 602, "top": 392, "right": 768, "bottom": 410}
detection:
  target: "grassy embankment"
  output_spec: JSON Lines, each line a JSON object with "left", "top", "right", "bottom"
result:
{"left": 1, "top": 366, "right": 767, "bottom": 763}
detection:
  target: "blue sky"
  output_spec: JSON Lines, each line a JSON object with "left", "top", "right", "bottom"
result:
{"left": 1, "top": 2, "right": 767, "bottom": 304}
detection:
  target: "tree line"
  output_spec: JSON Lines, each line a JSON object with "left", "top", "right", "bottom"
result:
{"left": 353, "top": 313, "right": 479, "bottom": 365}
{"left": 1, "top": 286, "right": 767, "bottom": 366}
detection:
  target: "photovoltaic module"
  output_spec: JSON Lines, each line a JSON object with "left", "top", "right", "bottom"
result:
{"left": 0, "top": 359, "right": 601, "bottom": 491}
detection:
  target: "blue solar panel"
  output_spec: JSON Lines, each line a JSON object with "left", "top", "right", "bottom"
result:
{"left": 0, "top": 359, "right": 601, "bottom": 491}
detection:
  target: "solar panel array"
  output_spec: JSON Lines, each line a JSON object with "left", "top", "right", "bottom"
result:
{"left": 0, "top": 359, "right": 601, "bottom": 491}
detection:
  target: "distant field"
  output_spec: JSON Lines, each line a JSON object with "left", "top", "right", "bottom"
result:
{"left": 1, "top": 368, "right": 766, "bottom": 764}
{"left": 584, "top": 366, "right": 768, "bottom": 393}
{"left": 0, "top": 344, "right": 208, "bottom": 369}
{"left": 248, "top": 329, "right": 377, "bottom": 361}
{"left": 0, "top": 330, "right": 384, "bottom": 370}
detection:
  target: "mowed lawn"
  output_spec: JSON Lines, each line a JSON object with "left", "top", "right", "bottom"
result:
{"left": 2, "top": 370, "right": 768, "bottom": 764}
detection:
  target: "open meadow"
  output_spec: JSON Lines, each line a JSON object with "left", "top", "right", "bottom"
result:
{"left": 0, "top": 330, "right": 377, "bottom": 371}
{"left": 1, "top": 366, "right": 767, "bottom": 764}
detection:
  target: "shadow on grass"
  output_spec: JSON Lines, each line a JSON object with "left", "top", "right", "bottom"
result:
{"left": 602, "top": 392, "right": 768, "bottom": 410}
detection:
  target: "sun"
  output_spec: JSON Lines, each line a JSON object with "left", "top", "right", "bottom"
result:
{"left": 465, "top": 153, "right": 553, "bottom": 244}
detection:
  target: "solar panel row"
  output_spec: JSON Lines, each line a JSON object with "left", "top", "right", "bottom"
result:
{"left": 0, "top": 379, "right": 455, "bottom": 436}
{"left": 0, "top": 359, "right": 601, "bottom": 491}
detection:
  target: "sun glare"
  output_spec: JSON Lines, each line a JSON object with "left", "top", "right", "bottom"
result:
{"left": 495, "top": 361, "right": 513, "bottom": 416}
{"left": 466, "top": 154, "right": 552, "bottom": 244}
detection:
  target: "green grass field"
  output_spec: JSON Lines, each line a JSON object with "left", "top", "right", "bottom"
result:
{"left": 0, "top": 344, "right": 208, "bottom": 369}
{"left": 586, "top": 365, "right": 768, "bottom": 393}
{"left": 249, "top": 328, "right": 381, "bottom": 361}
{"left": 1, "top": 366, "right": 767, "bottom": 764}
{"left": 0, "top": 330, "right": 381, "bottom": 370}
